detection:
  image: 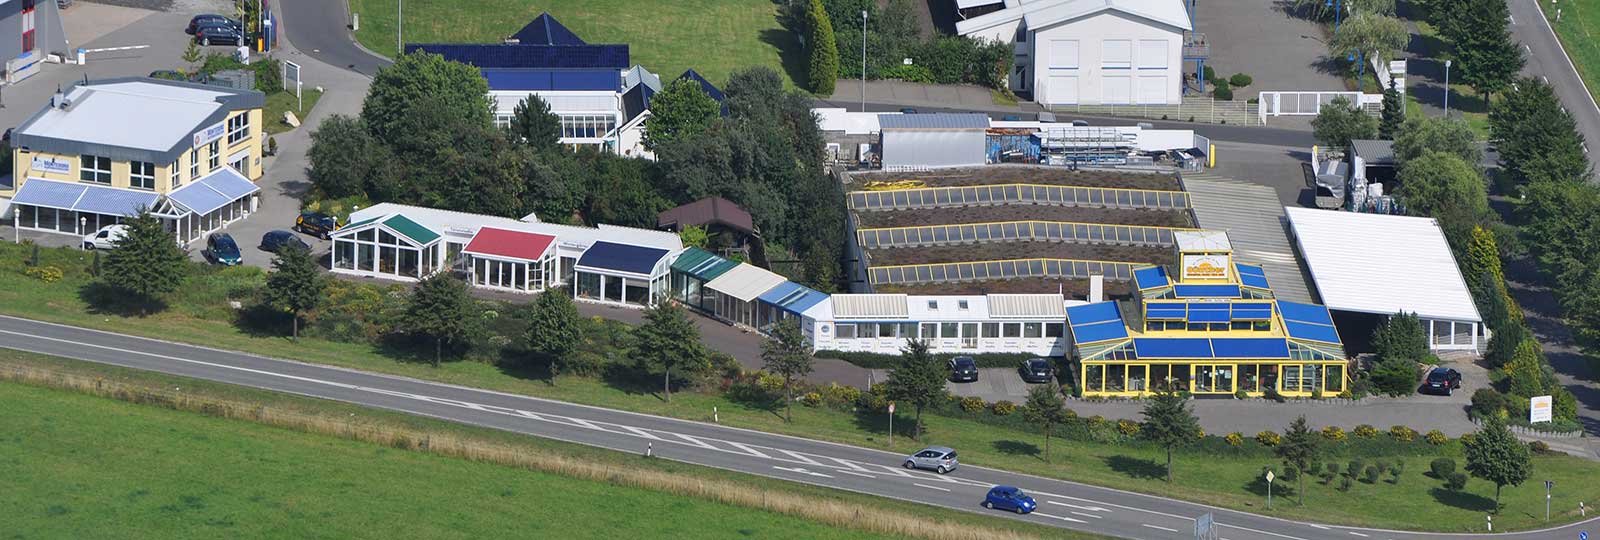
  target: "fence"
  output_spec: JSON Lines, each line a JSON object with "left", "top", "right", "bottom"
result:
{"left": 867, "top": 257, "right": 1136, "bottom": 286}
{"left": 1258, "top": 91, "right": 1384, "bottom": 123}
{"left": 847, "top": 184, "right": 1190, "bottom": 212}
{"left": 1050, "top": 96, "right": 1260, "bottom": 125}
{"left": 857, "top": 220, "right": 1195, "bottom": 249}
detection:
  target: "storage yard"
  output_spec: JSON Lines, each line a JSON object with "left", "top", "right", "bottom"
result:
{"left": 845, "top": 167, "right": 1182, "bottom": 191}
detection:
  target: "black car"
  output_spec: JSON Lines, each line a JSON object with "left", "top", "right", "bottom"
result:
{"left": 1422, "top": 367, "right": 1462, "bottom": 395}
{"left": 187, "top": 14, "right": 240, "bottom": 35}
{"left": 296, "top": 211, "right": 339, "bottom": 239}
{"left": 204, "top": 233, "right": 243, "bottom": 265}
{"left": 195, "top": 22, "right": 245, "bottom": 46}
{"left": 948, "top": 356, "right": 979, "bottom": 383}
{"left": 1018, "top": 358, "right": 1054, "bottom": 384}
{"left": 260, "top": 230, "right": 310, "bottom": 254}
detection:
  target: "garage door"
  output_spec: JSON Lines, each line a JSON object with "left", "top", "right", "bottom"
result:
{"left": 1045, "top": 75, "right": 1078, "bottom": 105}
{"left": 1138, "top": 75, "right": 1168, "bottom": 104}
{"left": 1101, "top": 75, "right": 1131, "bottom": 104}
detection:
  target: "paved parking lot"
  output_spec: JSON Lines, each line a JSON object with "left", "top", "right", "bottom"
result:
{"left": 1193, "top": 0, "right": 1348, "bottom": 93}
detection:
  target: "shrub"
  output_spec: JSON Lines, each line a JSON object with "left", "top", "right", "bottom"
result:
{"left": 1311, "top": 387, "right": 1324, "bottom": 400}
{"left": 1229, "top": 73, "right": 1253, "bottom": 88}
{"left": 1338, "top": 475, "right": 1353, "bottom": 491}
{"left": 1374, "top": 459, "right": 1391, "bottom": 474}
{"left": 1389, "top": 425, "right": 1417, "bottom": 442}
{"left": 1353, "top": 424, "right": 1378, "bottom": 439}
{"left": 1338, "top": 389, "right": 1354, "bottom": 399}
{"left": 1202, "top": 65, "right": 1216, "bottom": 82}
{"left": 1445, "top": 472, "right": 1468, "bottom": 491}
{"left": 1347, "top": 459, "right": 1365, "bottom": 477}
{"left": 1424, "top": 430, "right": 1448, "bottom": 445}
{"left": 1117, "top": 419, "right": 1141, "bottom": 437}
{"left": 1470, "top": 387, "right": 1507, "bottom": 419}
{"left": 857, "top": 390, "right": 887, "bottom": 412}
{"left": 1307, "top": 462, "right": 1323, "bottom": 476}
{"left": 879, "top": 64, "right": 934, "bottom": 83}
{"left": 1429, "top": 457, "right": 1456, "bottom": 478}
{"left": 1281, "top": 465, "right": 1298, "bottom": 481}
{"left": 1460, "top": 433, "right": 1477, "bottom": 447}
{"left": 24, "top": 266, "right": 63, "bottom": 283}
{"left": 1213, "top": 84, "right": 1234, "bottom": 101}
{"left": 800, "top": 391, "right": 823, "bottom": 407}
{"left": 757, "top": 372, "right": 786, "bottom": 394}
{"left": 991, "top": 400, "right": 1016, "bottom": 416}
{"left": 1088, "top": 415, "right": 1107, "bottom": 427}
{"left": 1225, "top": 432, "right": 1245, "bottom": 447}
{"left": 1390, "top": 467, "right": 1402, "bottom": 483}
{"left": 1363, "top": 466, "right": 1380, "bottom": 483}
{"left": 267, "top": 136, "right": 279, "bottom": 156}
{"left": 1263, "top": 387, "right": 1286, "bottom": 403}
{"left": 1321, "top": 426, "right": 1347, "bottom": 442}
{"left": 1324, "top": 462, "right": 1340, "bottom": 478}
{"left": 822, "top": 383, "right": 861, "bottom": 407}
{"left": 959, "top": 396, "right": 987, "bottom": 413}
{"left": 1529, "top": 440, "right": 1552, "bottom": 454}
{"left": 1255, "top": 430, "right": 1281, "bottom": 446}
{"left": 1234, "top": 389, "right": 1249, "bottom": 400}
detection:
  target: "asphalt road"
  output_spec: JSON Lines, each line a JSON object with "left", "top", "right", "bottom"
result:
{"left": 2, "top": 314, "right": 1595, "bottom": 540}
{"left": 1510, "top": 0, "right": 1600, "bottom": 169}
{"left": 276, "top": 0, "right": 391, "bottom": 76}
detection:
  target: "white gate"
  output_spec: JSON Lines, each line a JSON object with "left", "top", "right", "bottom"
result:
{"left": 1258, "top": 91, "right": 1384, "bottom": 123}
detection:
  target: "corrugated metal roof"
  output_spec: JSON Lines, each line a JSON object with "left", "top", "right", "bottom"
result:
{"left": 1350, "top": 139, "right": 1395, "bottom": 166}
{"left": 1285, "top": 207, "right": 1481, "bottom": 322}
{"left": 11, "top": 178, "right": 160, "bottom": 217}
{"left": 877, "top": 113, "right": 990, "bottom": 130}
{"left": 405, "top": 43, "right": 630, "bottom": 69}
{"left": 705, "top": 263, "right": 789, "bottom": 303}
{"left": 1183, "top": 173, "right": 1312, "bottom": 302}
{"left": 481, "top": 69, "right": 620, "bottom": 91}
{"left": 987, "top": 294, "right": 1066, "bottom": 318}
{"left": 831, "top": 294, "right": 910, "bottom": 319}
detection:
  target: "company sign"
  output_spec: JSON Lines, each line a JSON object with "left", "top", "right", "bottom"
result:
{"left": 31, "top": 156, "right": 71, "bottom": 175}
{"left": 1181, "top": 254, "right": 1230, "bottom": 281}
{"left": 193, "top": 121, "right": 226, "bottom": 148}
{"left": 1530, "top": 395, "right": 1553, "bottom": 423}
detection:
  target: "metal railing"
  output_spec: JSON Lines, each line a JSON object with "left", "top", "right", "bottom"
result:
{"left": 858, "top": 220, "right": 1196, "bottom": 249}
{"left": 847, "top": 183, "right": 1190, "bottom": 211}
{"left": 867, "top": 257, "right": 1137, "bottom": 285}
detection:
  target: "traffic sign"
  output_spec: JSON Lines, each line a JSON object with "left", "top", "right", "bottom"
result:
{"left": 1579, "top": 530, "right": 1587, "bottom": 540}
{"left": 1266, "top": 470, "right": 1275, "bottom": 483}
{"left": 888, "top": 402, "right": 895, "bottom": 414}
{"left": 1195, "top": 512, "right": 1217, "bottom": 540}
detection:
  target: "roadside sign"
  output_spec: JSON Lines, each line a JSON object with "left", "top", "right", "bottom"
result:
{"left": 1265, "top": 470, "right": 1275, "bottom": 483}
{"left": 1531, "top": 395, "right": 1553, "bottom": 423}
{"left": 1579, "top": 531, "right": 1586, "bottom": 540}
{"left": 888, "top": 402, "right": 895, "bottom": 414}
{"left": 1195, "top": 512, "right": 1217, "bottom": 540}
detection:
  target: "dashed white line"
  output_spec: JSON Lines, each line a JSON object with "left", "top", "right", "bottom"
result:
{"left": 1070, "top": 511, "right": 1102, "bottom": 519}
{"left": 1047, "top": 500, "right": 1113, "bottom": 513}
{"left": 1033, "top": 512, "right": 1087, "bottom": 524}
{"left": 1309, "top": 524, "right": 1331, "bottom": 530}
{"left": 1347, "top": 533, "right": 1370, "bottom": 538}
{"left": 913, "top": 483, "right": 952, "bottom": 492}
{"left": 834, "top": 470, "right": 876, "bottom": 479}
{"left": 1142, "top": 524, "right": 1179, "bottom": 532}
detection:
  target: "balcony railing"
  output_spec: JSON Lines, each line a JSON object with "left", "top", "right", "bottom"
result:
{"left": 1183, "top": 32, "right": 1209, "bottom": 58}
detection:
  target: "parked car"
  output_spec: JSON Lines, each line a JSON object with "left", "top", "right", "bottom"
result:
{"left": 1018, "top": 358, "right": 1054, "bottom": 384}
{"left": 195, "top": 22, "right": 245, "bottom": 46}
{"left": 295, "top": 211, "right": 339, "bottom": 239}
{"left": 1071, "top": 119, "right": 1091, "bottom": 127}
{"left": 1422, "top": 367, "right": 1462, "bottom": 395}
{"left": 81, "top": 224, "right": 127, "bottom": 250}
{"left": 948, "top": 356, "right": 979, "bottom": 382}
{"left": 982, "top": 486, "right": 1036, "bottom": 514}
{"left": 899, "top": 107, "right": 918, "bottom": 114}
{"left": 204, "top": 233, "right": 243, "bottom": 265}
{"left": 903, "top": 446, "right": 958, "bottom": 474}
{"left": 1001, "top": 115, "right": 1022, "bottom": 121}
{"left": 187, "top": 14, "right": 239, "bottom": 35}
{"left": 260, "top": 230, "right": 309, "bottom": 254}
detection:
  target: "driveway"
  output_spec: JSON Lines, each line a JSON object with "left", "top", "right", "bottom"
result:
{"left": 1193, "top": 0, "right": 1349, "bottom": 93}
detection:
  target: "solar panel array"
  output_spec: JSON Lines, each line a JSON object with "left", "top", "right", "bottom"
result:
{"left": 1277, "top": 300, "right": 1341, "bottom": 344}
{"left": 1172, "top": 284, "right": 1242, "bottom": 298}
{"left": 1236, "top": 263, "right": 1270, "bottom": 289}
{"left": 867, "top": 258, "right": 1136, "bottom": 285}
{"left": 1067, "top": 302, "right": 1128, "bottom": 345}
{"left": 1133, "top": 266, "right": 1170, "bottom": 290}
{"left": 858, "top": 220, "right": 1191, "bottom": 249}
{"left": 847, "top": 184, "right": 1190, "bottom": 212}
{"left": 1132, "top": 337, "right": 1293, "bottom": 359}
{"left": 1144, "top": 301, "right": 1273, "bottom": 323}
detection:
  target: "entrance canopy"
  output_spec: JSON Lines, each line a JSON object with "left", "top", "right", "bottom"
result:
{"left": 12, "top": 177, "right": 160, "bottom": 216}
{"left": 168, "top": 167, "right": 258, "bottom": 216}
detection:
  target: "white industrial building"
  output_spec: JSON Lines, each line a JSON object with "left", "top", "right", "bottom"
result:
{"left": 801, "top": 293, "right": 1080, "bottom": 356}
{"left": 956, "top": 0, "right": 1191, "bottom": 106}
{"left": 877, "top": 113, "right": 989, "bottom": 170}
{"left": 1285, "top": 207, "right": 1485, "bottom": 352}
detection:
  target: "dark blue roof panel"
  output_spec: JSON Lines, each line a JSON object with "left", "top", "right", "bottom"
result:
{"left": 1133, "top": 338, "right": 1212, "bottom": 358}
{"left": 576, "top": 241, "right": 669, "bottom": 275}
{"left": 1277, "top": 300, "right": 1335, "bottom": 326}
{"left": 510, "top": 13, "right": 587, "bottom": 45}
{"left": 1211, "top": 338, "right": 1292, "bottom": 358}
{"left": 1071, "top": 321, "right": 1129, "bottom": 345}
{"left": 1235, "top": 263, "right": 1266, "bottom": 277}
{"left": 1145, "top": 305, "right": 1187, "bottom": 320}
{"left": 481, "top": 68, "right": 620, "bottom": 91}
{"left": 622, "top": 83, "right": 655, "bottom": 123}
{"left": 677, "top": 69, "right": 729, "bottom": 116}
{"left": 406, "top": 43, "right": 630, "bottom": 69}
{"left": 1284, "top": 321, "right": 1342, "bottom": 344}
{"left": 1173, "top": 284, "right": 1241, "bottom": 298}
{"left": 1240, "top": 273, "right": 1271, "bottom": 289}
{"left": 1066, "top": 302, "right": 1121, "bottom": 326}
{"left": 1133, "top": 266, "right": 1170, "bottom": 290}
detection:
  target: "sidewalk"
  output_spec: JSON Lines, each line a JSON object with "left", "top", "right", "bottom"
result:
{"left": 821, "top": 78, "right": 1036, "bottom": 115}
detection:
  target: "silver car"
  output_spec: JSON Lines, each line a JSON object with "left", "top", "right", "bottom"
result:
{"left": 903, "top": 446, "right": 959, "bottom": 474}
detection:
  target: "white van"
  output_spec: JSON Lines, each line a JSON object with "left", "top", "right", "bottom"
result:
{"left": 82, "top": 224, "right": 128, "bottom": 250}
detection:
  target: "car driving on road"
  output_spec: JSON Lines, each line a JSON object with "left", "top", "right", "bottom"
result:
{"left": 983, "top": 486, "right": 1036, "bottom": 514}
{"left": 1422, "top": 367, "right": 1462, "bottom": 395}
{"left": 1019, "top": 358, "right": 1054, "bottom": 383}
{"left": 948, "top": 356, "right": 978, "bottom": 383}
{"left": 903, "top": 446, "right": 958, "bottom": 474}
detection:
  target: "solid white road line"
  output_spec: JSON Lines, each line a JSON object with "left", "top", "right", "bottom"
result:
{"left": 1142, "top": 524, "right": 1179, "bottom": 532}
{"left": 1217, "top": 523, "right": 1310, "bottom": 540}
{"left": 1048, "top": 500, "right": 1112, "bottom": 513}
{"left": 1070, "top": 511, "right": 1102, "bottom": 519}
{"left": 913, "top": 483, "right": 952, "bottom": 492}
{"left": 1033, "top": 512, "right": 1088, "bottom": 524}
{"left": 1347, "top": 533, "right": 1369, "bottom": 538}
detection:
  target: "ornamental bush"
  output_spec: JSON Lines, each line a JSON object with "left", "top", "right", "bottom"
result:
{"left": 24, "top": 266, "right": 63, "bottom": 283}
{"left": 857, "top": 390, "right": 887, "bottom": 412}
{"left": 1389, "top": 425, "right": 1417, "bottom": 442}
{"left": 959, "top": 396, "right": 987, "bottom": 413}
{"left": 1353, "top": 424, "right": 1379, "bottom": 439}
{"left": 1256, "top": 430, "right": 1281, "bottom": 446}
{"left": 1229, "top": 73, "right": 1254, "bottom": 88}
{"left": 1424, "top": 430, "right": 1448, "bottom": 445}
{"left": 1529, "top": 440, "right": 1552, "bottom": 454}
{"left": 822, "top": 383, "right": 861, "bottom": 407}
{"left": 1321, "top": 426, "right": 1348, "bottom": 442}
{"left": 1347, "top": 459, "right": 1365, "bottom": 478}
{"left": 1234, "top": 389, "right": 1249, "bottom": 400}
{"left": 1445, "top": 471, "right": 1468, "bottom": 491}
{"left": 991, "top": 400, "right": 1016, "bottom": 416}
{"left": 801, "top": 392, "right": 823, "bottom": 407}
{"left": 1117, "top": 419, "right": 1141, "bottom": 437}
{"left": 1429, "top": 457, "right": 1456, "bottom": 478}
{"left": 1363, "top": 466, "right": 1380, "bottom": 483}
{"left": 1338, "top": 475, "right": 1354, "bottom": 491}
{"left": 757, "top": 372, "right": 786, "bottom": 394}
{"left": 1225, "top": 432, "right": 1245, "bottom": 447}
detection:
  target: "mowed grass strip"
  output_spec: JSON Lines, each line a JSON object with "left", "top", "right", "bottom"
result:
{"left": 347, "top": 0, "right": 801, "bottom": 89}
{"left": 1539, "top": 0, "right": 1600, "bottom": 106}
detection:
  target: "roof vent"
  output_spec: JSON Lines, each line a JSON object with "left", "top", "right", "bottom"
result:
{"left": 50, "top": 86, "right": 64, "bottom": 109}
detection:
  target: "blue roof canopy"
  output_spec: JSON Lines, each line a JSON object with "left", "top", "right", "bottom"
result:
{"left": 757, "top": 281, "right": 829, "bottom": 316}
{"left": 12, "top": 178, "right": 159, "bottom": 217}
{"left": 1133, "top": 338, "right": 1212, "bottom": 358}
{"left": 1133, "top": 266, "right": 1170, "bottom": 290}
{"left": 168, "top": 167, "right": 259, "bottom": 216}
{"left": 405, "top": 43, "right": 630, "bottom": 69}
{"left": 1277, "top": 300, "right": 1335, "bottom": 326}
{"left": 1072, "top": 320, "right": 1129, "bottom": 344}
{"left": 510, "top": 13, "right": 587, "bottom": 45}
{"left": 1066, "top": 301, "right": 1121, "bottom": 326}
{"left": 1240, "top": 273, "right": 1270, "bottom": 289}
{"left": 1130, "top": 337, "right": 1294, "bottom": 359}
{"left": 1145, "top": 305, "right": 1187, "bottom": 320}
{"left": 1173, "top": 284, "right": 1241, "bottom": 298}
{"left": 1211, "top": 338, "right": 1291, "bottom": 358}
{"left": 1230, "top": 302, "right": 1273, "bottom": 321}
{"left": 482, "top": 68, "right": 620, "bottom": 91}
{"left": 576, "top": 241, "right": 669, "bottom": 276}
{"left": 1284, "top": 321, "right": 1342, "bottom": 344}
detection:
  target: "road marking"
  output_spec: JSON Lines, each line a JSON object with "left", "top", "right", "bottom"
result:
{"left": 827, "top": 457, "right": 874, "bottom": 472}
{"left": 913, "top": 483, "right": 951, "bottom": 492}
{"left": 777, "top": 449, "right": 822, "bottom": 466}
{"left": 1070, "top": 511, "right": 1103, "bottom": 519}
{"left": 773, "top": 466, "right": 832, "bottom": 478}
{"left": 834, "top": 470, "right": 876, "bottom": 479}
{"left": 1544, "top": 75, "right": 1551, "bottom": 84}
{"left": 1509, "top": 14, "right": 1515, "bottom": 24}
{"left": 1309, "top": 524, "right": 1330, "bottom": 530}
{"left": 619, "top": 425, "right": 662, "bottom": 440}
{"left": 1033, "top": 512, "right": 1087, "bottom": 524}
{"left": 1216, "top": 523, "right": 1310, "bottom": 540}
{"left": 725, "top": 441, "right": 771, "bottom": 458}
{"left": 1142, "top": 524, "right": 1179, "bottom": 532}
{"left": 1347, "top": 533, "right": 1369, "bottom": 538}
{"left": 1526, "top": 44, "right": 1533, "bottom": 53}
{"left": 672, "top": 433, "right": 719, "bottom": 449}
{"left": 1048, "top": 500, "right": 1112, "bottom": 513}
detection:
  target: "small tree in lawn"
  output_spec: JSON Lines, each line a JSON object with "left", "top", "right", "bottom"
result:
{"left": 1139, "top": 390, "right": 1202, "bottom": 483}
{"left": 262, "top": 243, "right": 326, "bottom": 339}
{"left": 182, "top": 41, "right": 202, "bottom": 72}
{"left": 1022, "top": 383, "right": 1070, "bottom": 463}
{"left": 805, "top": 0, "right": 840, "bottom": 95}
{"left": 403, "top": 273, "right": 476, "bottom": 368}
{"left": 1464, "top": 417, "right": 1531, "bottom": 512}
{"left": 885, "top": 339, "right": 947, "bottom": 440}
{"left": 634, "top": 300, "right": 706, "bottom": 402}
{"left": 761, "top": 319, "right": 815, "bottom": 422}
{"left": 523, "top": 286, "right": 580, "bottom": 381}
{"left": 103, "top": 210, "right": 189, "bottom": 315}
{"left": 508, "top": 95, "right": 562, "bottom": 149}
{"left": 1276, "top": 416, "right": 1321, "bottom": 505}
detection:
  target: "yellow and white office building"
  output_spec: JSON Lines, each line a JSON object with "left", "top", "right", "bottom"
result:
{"left": 1066, "top": 231, "right": 1349, "bottom": 398}
{"left": 5, "top": 77, "right": 264, "bottom": 243}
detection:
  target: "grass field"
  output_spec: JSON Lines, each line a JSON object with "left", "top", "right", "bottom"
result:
{"left": 4, "top": 242, "right": 1599, "bottom": 532}
{"left": 263, "top": 89, "right": 324, "bottom": 136}
{"left": 346, "top": 0, "right": 801, "bottom": 90}
{"left": 1539, "top": 0, "right": 1600, "bottom": 105}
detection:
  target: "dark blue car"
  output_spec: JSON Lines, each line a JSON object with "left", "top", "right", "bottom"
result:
{"left": 204, "top": 233, "right": 243, "bottom": 265}
{"left": 260, "top": 230, "right": 309, "bottom": 254}
{"left": 983, "top": 486, "right": 1036, "bottom": 514}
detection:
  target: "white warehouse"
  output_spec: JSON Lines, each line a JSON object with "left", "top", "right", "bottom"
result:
{"left": 956, "top": 0, "right": 1192, "bottom": 107}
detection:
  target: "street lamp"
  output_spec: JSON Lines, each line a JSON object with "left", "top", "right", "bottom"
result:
{"left": 397, "top": 0, "right": 404, "bottom": 55}
{"left": 1444, "top": 59, "right": 1452, "bottom": 116}
{"left": 861, "top": 10, "right": 867, "bottom": 113}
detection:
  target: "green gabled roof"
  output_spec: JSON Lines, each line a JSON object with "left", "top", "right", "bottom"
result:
{"left": 670, "top": 247, "right": 739, "bottom": 280}
{"left": 383, "top": 214, "right": 441, "bottom": 245}
{"left": 341, "top": 215, "right": 382, "bottom": 231}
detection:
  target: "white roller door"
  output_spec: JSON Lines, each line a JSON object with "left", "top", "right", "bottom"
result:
{"left": 1045, "top": 75, "right": 1079, "bottom": 105}
{"left": 1101, "top": 75, "right": 1131, "bottom": 104}
{"left": 1138, "top": 75, "right": 1168, "bottom": 104}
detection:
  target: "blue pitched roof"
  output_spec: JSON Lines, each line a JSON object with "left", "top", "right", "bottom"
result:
{"left": 1284, "top": 321, "right": 1342, "bottom": 344}
{"left": 622, "top": 83, "right": 656, "bottom": 124}
{"left": 678, "top": 69, "right": 729, "bottom": 116}
{"left": 757, "top": 281, "right": 829, "bottom": 316}
{"left": 1276, "top": 300, "right": 1334, "bottom": 326}
{"left": 1066, "top": 301, "right": 1121, "bottom": 326}
{"left": 12, "top": 178, "right": 159, "bottom": 217}
{"left": 576, "top": 241, "right": 670, "bottom": 276}
{"left": 405, "top": 43, "right": 630, "bottom": 69}
{"left": 1173, "top": 284, "right": 1241, "bottom": 298}
{"left": 1071, "top": 321, "right": 1129, "bottom": 345}
{"left": 1133, "top": 338, "right": 1212, "bottom": 358}
{"left": 1212, "top": 338, "right": 1291, "bottom": 358}
{"left": 168, "top": 167, "right": 259, "bottom": 216}
{"left": 1133, "top": 266, "right": 1170, "bottom": 290}
{"left": 482, "top": 68, "right": 620, "bottom": 91}
{"left": 1132, "top": 338, "right": 1293, "bottom": 359}
{"left": 510, "top": 13, "right": 586, "bottom": 45}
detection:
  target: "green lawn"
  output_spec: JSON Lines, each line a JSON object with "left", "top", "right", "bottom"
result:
{"left": 4, "top": 242, "right": 1599, "bottom": 532}
{"left": 263, "top": 88, "right": 324, "bottom": 136}
{"left": 1539, "top": 0, "right": 1600, "bottom": 105}
{"left": 347, "top": 0, "right": 801, "bottom": 90}
{"left": 1408, "top": 21, "right": 1491, "bottom": 139}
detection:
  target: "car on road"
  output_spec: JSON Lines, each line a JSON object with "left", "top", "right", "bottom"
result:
{"left": 948, "top": 356, "right": 978, "bottom": 382}
{"left": 1018, "top": 358, "right": 1054, "bottom": 384}
{"left": 982, "top": 486, "right": 1036, "bottom": 514}
{"left": 81, "top": 224, "right": 128, "bottom": 250}
{"left": 295, "top": 211, "right": 339, "bottom": 239}
{"left": 203, "top": 233, "right": 243, "bottom": 265}
{"left": 903, "top": 446, "right": 958, "bottom": 474}
{"left": 260, "top": 230, "right": 310, "bottom": 254}
{"left": 187, "top": 14, "right": 240, "bottom": 35}
{"left": 1422, "top": 367, "right": 1462, "bottom": 395}
{"left": 899, "top": 107, "right": 918, "bottom": 114}
{"left": 195, "top": 22, "right": 245, "bottom": 46}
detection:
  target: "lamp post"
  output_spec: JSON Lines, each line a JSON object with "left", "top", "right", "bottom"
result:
{"left": 1444, "top": 59, "right": 1452, "bottom": 116}
{"left": 397, "top": 0, "right": 403, "bottom": 55}
{"left": 861, "top": 10, "right": 867, "bottom": 113}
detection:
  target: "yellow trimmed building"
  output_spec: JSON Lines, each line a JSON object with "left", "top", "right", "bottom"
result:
{"left": 5, "top": 77, "right": 264, "bottom": 244}
{"left": 1066, "top": 231, "right": 1348, "bottom": 398}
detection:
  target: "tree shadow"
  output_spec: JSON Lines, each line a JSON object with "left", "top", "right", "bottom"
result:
{"left": 1242, "top": 474, "right": 1297, "bottom": 497}
{"left": 1429, "top": 487, "right": 1496, "bottom": 512}
{"left": 599, "top": 362, "right": 666, "bottom": 401}
{"left": 79, "top": 282, "right": 165, "bottom": 317}
{"left": 1103, "top": 455, "right": 1166, "bottom": 481}
{"left": 992, "top": 440, "right": 1040, "bottom": 458}
{"left": 853, "top": 409, "right": 919, "bottom": 442}
{"left": 495, "top": 348, "right": 554, "bottom": 385}
{"left": 759, "top": 28, "right": 808, "bottom": 93}
{"left": 232, "top": 302, "right": 292, "bottom": 338}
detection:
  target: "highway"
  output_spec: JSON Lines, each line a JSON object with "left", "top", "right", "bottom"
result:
{"left": 1, "top": 314, "right": 1594, "bottom": 540}
{"left": 1510, "top": 0, "right": 1600, "bottom": 169}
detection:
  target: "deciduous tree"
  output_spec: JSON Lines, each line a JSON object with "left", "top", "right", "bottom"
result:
{"left": 1022, "top": 384, "right": 1070, "bottom": 463}
{"left": 1139, "top": 390, "right": 1201, "bottom": 483}
{"left": 1311, "top": 96, "right": 1377, "bottom": 150}
{"left": 1464, "top": 417, "right": 1532, "bottom": 511}
{"left": 1392, "top": 115, "right": 1480, "bottom": 167}
{"left": 1327, "top": 11, "right": 1408, "bottom": 73}
{"left": 103, "top": 210, "right": 188, "bottom": 315}
{"left": 1396, "top": 151, "right": 1489, "bottom": 221}
{"left": 361, "top": 51, "right": 493, "bottom": 143}
{"left": 634, "top": 301, "right": 706, "bottom": 402}
{"left": 262, "top": 243, "right": 325, "bottom": 339}
{"left": 645, "top": 78, "right": 721, "bottom": 151}
{"left": 761, "top": 319, "right": 815, "bottom": 422}
{"left": 885, "top": 339, "right": 946, "bottom": 440}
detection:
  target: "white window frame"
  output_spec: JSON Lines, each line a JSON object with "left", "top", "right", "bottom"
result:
{"left": 190, "top": 149, "right": 199, "bottom": 179}
{"left": 1101, "top": 39, "right": 1133, "bottom": 69}
{"left": 208, "top": 140, "right": 221, "bottom": 171}
{"left": 1048, "top": 39, "right": 1080, "bottom": 70}
{"left": 79, "top": 155, "right": 112, "bottom": 184}
{"left": 1138, "top": 39, "right": 1169, "bottom": 69}
{"left": 226, "top": 113, "right": 250, "bottom": 145}
{"left": 170, "top": 160, "right": 182, "bottom": 188}
{"left": 129, "top": 161, "right": 156, "bottom": 190}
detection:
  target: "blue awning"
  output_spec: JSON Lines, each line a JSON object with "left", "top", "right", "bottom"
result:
{"left": 1230, "top": 302, "right": 1274, "bottom": 321}
{"left": 1145, "top": 305, "right": 1187, "bottom": 320}
{"left": 1130, "top": 337, "right": 1293, "bottom": 359}
{"left": 1187, "top": 307, "right": 1230, "bottom": 323}
{"left": 1173, "top": 284, "right": 1241, "bottom": 298}
{"left": 1277, "top": 300, "right": 1335, "bottom": 326}
{"left": 1284, "top": 321, "right": 1342, "bottom": 344}
{"left": 1133, "top": 266, "right": 1170, "bottom": 290}
{"left": 575, "top": 241, "right": 670, "bottom": 276}
{"left": 1071, "top": 320, "right": 1128, "bottom": 344}
{"left": 1133, "top": 338, "right": 1213, "bottom": 358}
{"left": 12, "top": 178, "right": 159, "bottom": 217}
{"left": 168, "top": 168, "right": 258, "bottom": 216}
{"left": 1240, "top": 273, "right": 1270, "bottom": 289}
{"left": 1066, "top": 301, "right": 1121, "bottom": 326}
{"left": 1211, "top": 338, "right": 1291, "bottom": 358}
{"left": 757, "top": 281, "right": 829, "bottom": 316}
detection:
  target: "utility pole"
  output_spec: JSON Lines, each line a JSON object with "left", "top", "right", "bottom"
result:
{"left": 861, "top": 10, "right": 867, "bottom": 113}
{"left": 397, "top": 0, "right": 403, "bottom": 55}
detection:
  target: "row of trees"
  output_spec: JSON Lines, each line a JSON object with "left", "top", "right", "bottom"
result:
{"left": 796, "top": 0, "right": 1013, "bottom": 92}
{"left": 1413, "top": 0, "right": 1525, "bottom": 98}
